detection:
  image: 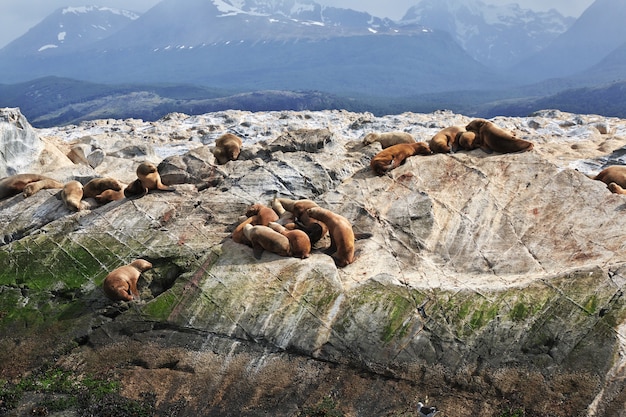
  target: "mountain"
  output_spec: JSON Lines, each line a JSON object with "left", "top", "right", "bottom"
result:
{"left": 0, "top": 0, "right": 505, "bottom": 96}
{"left": 0, "top": 6, "right": 139, "bottom": 57}
{"left": 400, "top": 0, "right": 574, "bottom": 69}
{"left": 513, "top": 0, "right": 626, "bottom": 83}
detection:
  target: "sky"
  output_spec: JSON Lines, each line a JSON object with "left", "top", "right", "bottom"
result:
{"left": 0, "top": 0, "right": 595, "bottom": 49}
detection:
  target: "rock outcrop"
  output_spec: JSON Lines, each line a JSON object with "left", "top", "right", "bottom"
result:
{"left": 1, "top": 107, "right": 626, "bottom": 416}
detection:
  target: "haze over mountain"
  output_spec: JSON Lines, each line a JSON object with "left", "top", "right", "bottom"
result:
{"left": 0, "top": 0, "right": 625, "bottom": 125}
{"left": 512, "top": 0, "right": 626, "bottom": 82}
{"left": 400, "top": 0, "right": 574, "bottom": 68}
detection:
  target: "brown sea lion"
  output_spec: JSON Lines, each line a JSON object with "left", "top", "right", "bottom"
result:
{"left": 136, "top": 162, "right": 175, "bottom": 192}
{"left": 275, "top": 198, "right": 328, "bottom": 244}
{"left": 243, "top": 224, "right": 291, "bottom": 259}
{"left": 123, "top": 178, "right": 148, "bottom": 198}
{"left": 82, "top": 177, "right": 123, "bottom": 199}
{"left": 608, "top": 182, "right": 626, "bottom": 194}
{"left": 231, "top": 203, "right": 279, "bottom": 245}
{"left": 95, "top": 188, "right": 125, "bottom": 204}
{"left": 429, "top": 126, "right": 465, "bottom": 153}
{"left": 465, "top": 119, "right": 533, "bottom": 153}
{"left": 213, "top": 133, "right": 243, "bottom": 165}
{"left": 0, "top": 174, "right": 64, "bottom": 200}
{"left": 370, "top": 142, "right": 432, "bottom": 176}
{"left": 362, "top": 132, "right": 416, "bottom": 149}
{"left": 306, "top": 206, "right": 355, "bottom": 267}
{"left": 102, "top": 259, "right": 152, "bottom": 302}
{"left": 268, "top": 221, "right": 311, "bottom": 259}
{"left": 455, "top": 131, "right": 479, "bottom": 151}
{"left": 61, "top": 180, "right": 84, "bottom": 212}
{"left": 594, "top": 166, "right": 626, "bottom": 188}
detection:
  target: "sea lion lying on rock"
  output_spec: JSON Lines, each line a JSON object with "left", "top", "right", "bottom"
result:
{"left": 594, "top": 166, "right": 626, "bottom": 189}
{"left": 306, "top": 206, "right": 356, "bottom": 267}
{"left": 362, "top": 131, "right": 416, "bottom": 149}
{"left": 232, "top": 203, "right": 279, "bottom": 245}
{"left": 274, "top": 198, "right": 328, "bottom": 245}
{"left": 61, "top": 180, "right": 84, "bottom": 212}
{"left": 213, "top": 133, "right": 243, "bottom": 164}
{"left": 465, "top": 119, "right": 533, "bottom": 153}
{"left": 370, "top": 142, "right": 432, "bottom": 175}
{"left": 82, "top": 177, "right": 123, "bottom": 199}
{"left": 0, "top": 173, "right": 64, "bottom": 200}
{"left": 268, "top": 221, "right": 311, "bottom": 259}
{"left": 429, "top": 126, "right": 465, "bottom": 153}
{"left": 102, "top": 259, "right": 152, "bottom": 302}
{"left": 243, "top": 224, "right": 291, "bottom": 259}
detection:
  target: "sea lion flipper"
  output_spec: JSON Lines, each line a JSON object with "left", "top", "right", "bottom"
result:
{"left": 252, "top": 244, "right": 264, "bottom": 259}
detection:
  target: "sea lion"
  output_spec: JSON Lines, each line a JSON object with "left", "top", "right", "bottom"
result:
{"left": 465, "top": 119, "right": 533, "bottom": 153}
{"left": 136, "top": 162, "right": 175, "bottom": 192}
{"left": 213, "top": 133, "right": 243, "bottom": 165}
{"left": 102, "top": 259, "right": 152, "bottom": 302}
{"left": 123, "top": 178, "right": 148, "bottom": 198}
{"left": 243, "top": 224, "right": 291, "bottom": 259}
{"left": 370, "top": 142, "right": 432, "bottom": 176}
{"left": 608, "top": 182, "right": 626, "bottom": 194}
{"left": 362, "top": 131, "right": 416, "bottom": 149}
{"left": 268, "top": 221, "right": 311, "bottom": 259}
{"left": 95, "top": 188, "right": 125, "bottom": 204}
{"left": 82, "top": 177, "right": 123, "bottom": 199}
{"left": 231, "top": 203, "right": 279, "bottom": 245}
{"left": 0, "top": 174, "right": 64, "bottom": 200}
{"left": 275, "top": 198, "right": 328, "bottom": 244}
{"left": 429, "top": 126, "right": 465, "bottom": 153}
{"left": 306, "top": 206, "right": 355, "bottom": 267}
{"left": 594, "top": 166, "right": 626, "bottom": 188}
{"left": 455, "top": 131, "right": 479, "bottom": 151}
{"left": 61, "top": 180, "right": 84, "bottom": 212}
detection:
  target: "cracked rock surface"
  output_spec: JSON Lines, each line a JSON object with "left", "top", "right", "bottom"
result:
{"left": 1, "top": 107, "right": 626, "bottom": 416}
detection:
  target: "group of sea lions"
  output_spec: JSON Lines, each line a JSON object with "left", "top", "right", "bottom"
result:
{"left": 3, "top": 119, "right": 625, "bottom": 303}
{"left": 368, "top": 118, "right": 535, "bottom": 176}
{"left": 231, "top": 197, "right": 371, "bottom": 267}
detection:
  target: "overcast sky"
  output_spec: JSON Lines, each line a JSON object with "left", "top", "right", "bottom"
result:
{"left": 0, "top": 0, "right": 595, "bottom": 49}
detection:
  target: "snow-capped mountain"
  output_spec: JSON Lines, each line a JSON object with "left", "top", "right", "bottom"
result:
{"left": 93, "top": 0, "right": 420, "bottom": 52}
{"left": 514, "top": 0, "right": 626, "bottom": 82}
{"left": 1, "top": 6, "right": 139, "bottom": 57}
{"left": 401, "top": 0, "right": 575, "bottom": 68}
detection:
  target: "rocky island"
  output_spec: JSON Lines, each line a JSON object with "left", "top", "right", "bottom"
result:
{"left": 0, "top": 107, "right": 625, "bottom": 416}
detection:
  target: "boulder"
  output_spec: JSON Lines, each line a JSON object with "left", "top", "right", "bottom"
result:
{"left": 1, "top": 109, "right": 625, "bottom": 416}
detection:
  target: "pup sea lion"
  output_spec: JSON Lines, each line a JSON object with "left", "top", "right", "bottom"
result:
{"left": 608, "top": 182, "right": 626, "bottom": 194}
{"left": 370, "top": 142, "right": 432, "bottom": 176}
{"left": 0, "top": 174, "right": 64, "bottom": 200}
{"left": 102, "top": 259, "right": 152, "bottom": 302}
{"left": 243, "top": 224, "right": 290, "bottom": 259}
{"left": 362, "top": 132, "right": 416, "bottom": 149}
{"left": 594, "top": 166, "right": 626, "bottom": 188}
{"left": 61, "top": 180, "right": 84, "bottom": 212}
{"left": 136, "top": 162, "right": 175, "bottom": 192}
{"left": 232, "top": 203, "right": 279, "bottom": 245}
{"left": 465, "top": 119, "right": 533, "bottom": 153}
{"left": 213, "top": 133, "right": 243, "bottom": 165}
{"left": 83, "top": 177, "right": 123, "bottom": 199}
{"left": 268, "top": 221, "right": 311, "bottom": 259}
{"left": 306, "top": 206, "right": 355, "bottom": 267}
{"left": 429, "top": 126, "right": 465, "bottom": 153}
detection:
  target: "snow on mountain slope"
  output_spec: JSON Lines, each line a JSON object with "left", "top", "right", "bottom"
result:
{"left": 401, "top": 0, "right": 574, "bottom": 68}
{"left": 1, "top": 6, "right": 139, "bottom": 56}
